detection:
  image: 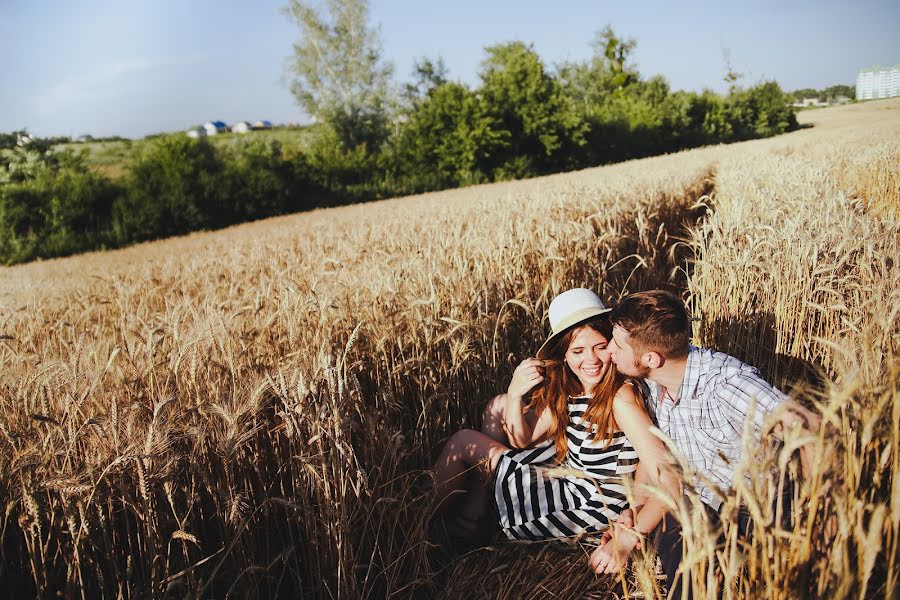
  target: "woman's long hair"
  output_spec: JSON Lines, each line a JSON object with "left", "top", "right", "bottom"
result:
{"left": 529, "top": 316, "right": 627, "bottom": 463}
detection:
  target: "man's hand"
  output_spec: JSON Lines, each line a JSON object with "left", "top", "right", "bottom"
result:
{"left": 776, "top": 399, "right": 822, "bottom": 479}
{"left": 600, "top": 507, "right": 635, "bottom": 545}
{"left": 781, "top": 399, "right": 821, "bottom": 433}
{"left": 589, "top": 527, "right": 639, "bottom": 574}
{"left": 591, "top": 508, "right": 640, "bottom": 574}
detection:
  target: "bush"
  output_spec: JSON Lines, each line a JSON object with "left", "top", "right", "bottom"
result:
{"left": 218, "top": 138, "right": 292, "bottom": 222}
{"left": 220, "top": 137, "right": 325, "bottom": 219}
{"left": 0, "top": 149, "right": 120, "bottom": 264}
{"left": 112, "top": 136, "right": 221, "bottom": 243}
{"left": 726, "top": 81, "right": 799, "bottom": 140}
{"left": 304, "top": 128, "right": 392, "bottom": 203}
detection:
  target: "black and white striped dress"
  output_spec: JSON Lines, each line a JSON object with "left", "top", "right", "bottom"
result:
{"left": 493, "top": 396, "right": 639, "bottom": 539}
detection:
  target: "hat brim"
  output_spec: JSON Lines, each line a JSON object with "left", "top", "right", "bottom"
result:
{"left": 536, "top": 307, "right": 612, "bottom": 359}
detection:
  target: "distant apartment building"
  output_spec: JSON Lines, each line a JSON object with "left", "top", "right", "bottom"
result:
{"left": 856, "top": 65, "right": 900, "bottom": 100}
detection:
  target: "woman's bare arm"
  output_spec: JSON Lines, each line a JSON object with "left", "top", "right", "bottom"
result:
{"left": 503, "top": 358, "right": 546, "bottom": 448}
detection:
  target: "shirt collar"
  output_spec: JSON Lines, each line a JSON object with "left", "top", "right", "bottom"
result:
{"left": 676, "top": 345, "right": 701, "bottom": 404}
{"left": 652, "top": 345, "right": 700, "bottom": 406}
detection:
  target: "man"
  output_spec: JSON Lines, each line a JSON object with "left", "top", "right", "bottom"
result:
{"left": 589, "top": 289, "right": 818, "bottom": 596}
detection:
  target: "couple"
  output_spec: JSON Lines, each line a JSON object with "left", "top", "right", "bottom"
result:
{"left": 433, "top": 288, "right": 817, "bottom": 595}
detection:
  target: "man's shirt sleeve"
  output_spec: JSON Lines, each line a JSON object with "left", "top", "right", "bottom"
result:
{"left": 717, "top": 368, "right": 786, "bottom": 436}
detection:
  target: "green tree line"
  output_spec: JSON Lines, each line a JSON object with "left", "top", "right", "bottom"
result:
{"left": 787, "top": 84, "right": 855, "bottom": 103}
{"left": 1, "top": 25, "right": 798, "bottom": 265}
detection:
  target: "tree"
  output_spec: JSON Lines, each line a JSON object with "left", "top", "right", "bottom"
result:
{"left": 557, "top": 26, "right": 643, "bottom": 166}
{"left": 559, "top": 26, "right": 639, "bottom": 109}
{"left": 479, "top": 41, "right": 583, "bottom": 178}
{"left": 822, "top": 84, "right": 855, "bottom": 101}
{"left": 392, "top": 81, "right": 507, "bottom": 189}
{"left": 591, "top": 26, "right": 638, "bottom": 90}
{"left": 283, "top": 0, "right": 393, "bottom": 151}
{"left": 0, "top": 130, "right": 26, "bottom": 150}
{"left": 401, "top": 57, "right": 449, "bottom": 107}
{"left": 219, "top": 138, "right": 294, "bottom": 221}
{"left": 787, "top": 84, "right": 855, "bottom": 103}
{"left": 721, "top": 46, "right": 744, "bottom": 93}
{"left": 788, "top": 87, "right": 819, "bottom": 102}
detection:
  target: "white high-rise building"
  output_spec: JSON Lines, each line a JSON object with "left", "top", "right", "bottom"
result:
{"left": 856, "top": 65, "right": 900, "bottom": 100}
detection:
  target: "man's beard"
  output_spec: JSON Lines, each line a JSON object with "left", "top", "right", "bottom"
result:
{"left": 611, "top": 354, "right": 651, "bottom": 378}
{"left": 629, "top": 356, "right": 651, "bottom": 379}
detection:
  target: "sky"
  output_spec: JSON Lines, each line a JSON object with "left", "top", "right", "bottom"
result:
{"left": 2, "top": 0, "right": 898, "bottom": 139}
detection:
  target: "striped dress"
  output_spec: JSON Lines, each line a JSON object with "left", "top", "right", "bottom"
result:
{"left": 493, "top": 396, "right": 639, "bottom": 539}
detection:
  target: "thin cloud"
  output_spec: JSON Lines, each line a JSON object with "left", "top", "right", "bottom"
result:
{"left": 36, "top": 58, "right": 159, "bottom": 115}
{"left": 34, "top": 52, "right": 219, "bottom": 117}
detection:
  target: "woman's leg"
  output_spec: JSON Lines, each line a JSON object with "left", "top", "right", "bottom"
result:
{"left": 480, "top": 393, "right": 539, "bottom": 444}
{"left": 459, "top": 395, "right": 542, "bottom": 525}
{"left": 433, "top": 428, "right": 508, "bottom": 517}
{"left": 480, "top": 394, "right": 510, "bottom": 443}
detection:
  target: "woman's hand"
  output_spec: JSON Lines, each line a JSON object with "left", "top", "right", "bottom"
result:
{"left": 589, "top": 526, "right": 640, "bottom": 574}
{"left": 507, "top": 358, "right": 545, "bottom": 400}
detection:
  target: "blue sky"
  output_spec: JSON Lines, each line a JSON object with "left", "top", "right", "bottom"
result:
{"left": 2, "top": 0, "right": 898, "bottom": 139}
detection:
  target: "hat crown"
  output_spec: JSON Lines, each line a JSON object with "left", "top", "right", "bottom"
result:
{"left": 537, "top": 288, "right": 611, "bottom": 359}
{"left": 548, "top": 288, "right": 608, "bottom": 335}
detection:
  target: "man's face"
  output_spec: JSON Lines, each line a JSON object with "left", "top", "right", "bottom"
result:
{"left": 609, "top": 325, "right": 651, "bottom": 378}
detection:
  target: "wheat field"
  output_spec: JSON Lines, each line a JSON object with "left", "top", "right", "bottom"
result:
{"left": 0, "top": 98, "right": 898, "bottom": 599}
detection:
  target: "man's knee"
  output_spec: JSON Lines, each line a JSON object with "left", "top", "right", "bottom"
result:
{"left": 651, "top": 512, "right": 685, "bottom": 567}
{"left": 652, "top": 512, "right": 685, "bottom": 597}
{"left": 654, "top": 512, "right": 683, "bottom": 540}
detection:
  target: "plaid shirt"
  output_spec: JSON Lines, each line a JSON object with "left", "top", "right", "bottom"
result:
{"left": 642, "top": 346, "right": 786, "bottom": 511}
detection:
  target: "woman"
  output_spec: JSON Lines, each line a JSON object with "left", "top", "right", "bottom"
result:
{"left": 433, "top": 288, "right": 676, "bottom": 572}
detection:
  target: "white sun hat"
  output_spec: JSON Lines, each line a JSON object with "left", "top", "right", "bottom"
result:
{"left": 536, "top": 288, "right": 611, "bottom": 359}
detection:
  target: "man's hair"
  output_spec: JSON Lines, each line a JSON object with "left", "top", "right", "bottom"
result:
{"left": 609, "top": 290, "right": 691, "bottom": 359}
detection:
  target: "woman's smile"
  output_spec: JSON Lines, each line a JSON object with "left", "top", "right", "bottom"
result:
{"left": 566, "top": 326, "right": 612, "bottom": 392}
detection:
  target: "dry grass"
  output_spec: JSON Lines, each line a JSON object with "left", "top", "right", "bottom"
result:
{"left": 0, "top": 98, "right": 898, "bottom": 598}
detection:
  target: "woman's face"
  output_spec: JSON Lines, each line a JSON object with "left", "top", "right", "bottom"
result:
{"left": 565, "top": 325, "right": 612, "bottom": 394}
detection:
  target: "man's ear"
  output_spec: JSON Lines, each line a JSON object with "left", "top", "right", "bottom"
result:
{"left": 644, "top": 351, "right": 664, "bottom": 369}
